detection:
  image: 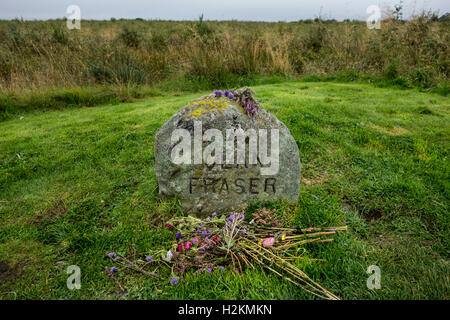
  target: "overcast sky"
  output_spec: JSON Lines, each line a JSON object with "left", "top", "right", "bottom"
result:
{"left": 0, "top": 0, "right": 448, "bottom": 21}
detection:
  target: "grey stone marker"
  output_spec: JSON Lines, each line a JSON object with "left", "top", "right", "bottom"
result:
{"left": 154, "top": 94, "right": 300, "bottom": 216}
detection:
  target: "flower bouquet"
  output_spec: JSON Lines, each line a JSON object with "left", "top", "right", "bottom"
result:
{"left": 105, "top": 208, "right": 346, "bottom": 300}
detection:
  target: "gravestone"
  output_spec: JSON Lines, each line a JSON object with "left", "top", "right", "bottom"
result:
{"left": 154, "top": 93, "right": 300, "bottom": 215}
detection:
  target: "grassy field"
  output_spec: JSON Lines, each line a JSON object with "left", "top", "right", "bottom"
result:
{"left": 1, "top": 16, "right": 448, "bottom": 120}
{"left": 0, "top": 80, "right": 449, "bottom": 299}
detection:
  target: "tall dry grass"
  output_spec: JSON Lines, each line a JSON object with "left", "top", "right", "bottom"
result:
{"left": 0, "top": 15, "right": 448, "bottom": 92}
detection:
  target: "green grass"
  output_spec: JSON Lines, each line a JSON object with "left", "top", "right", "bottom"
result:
{"left": 0, "top": 85, "right": 166, "bottom": 121}
{"left": 0, "top": 81, "right": 449, "bottom": 299}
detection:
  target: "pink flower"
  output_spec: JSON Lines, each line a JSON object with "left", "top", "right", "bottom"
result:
{"left": 177, "top": 242, "right": 184, "bottom": 252}
{"left": 184, "top": 241, "right": 192, "bottom": 250}
{"left": 165, "top": 223, "right": 174, "bottom": 229}
{"left": 192, "top": 237, "right": 200, "bottom": 245}
{"left": 262, "top": 237, "right": 275, "bottom": 247}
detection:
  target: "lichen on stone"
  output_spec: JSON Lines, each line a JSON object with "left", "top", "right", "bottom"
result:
{"left": 185, "top": 95, "right": 230, "bottom": 118}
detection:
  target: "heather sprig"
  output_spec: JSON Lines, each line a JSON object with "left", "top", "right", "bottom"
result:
{"left": 214, "top": 87, "right": 261, "bottom": 118}
{"left": 234, "top": 87, "right": 260, "bottom": 118}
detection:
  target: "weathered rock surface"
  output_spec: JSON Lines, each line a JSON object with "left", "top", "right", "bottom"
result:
{"left": 154, "top": 94, "right": 300, "bottom": 215}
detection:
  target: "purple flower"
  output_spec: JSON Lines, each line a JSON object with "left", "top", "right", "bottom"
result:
{"left": 212, "top": 212, "right": 217, "bottom": 216}
{"left": 214, "top": 90, "right": 223, "bottom": 97}
{"left": 219, "top": 266, "right": 225, "bottom": 271}
{"left": 224, "top": 90, "right": 231, "bottom": 97}
{"left": 170, "top": 277, "right": 179, "bottom": 285}
{"left": 241, "top": 229, "right": 247, "bottom": 235}
{"left": 146, "top": 256, "right": 153, "bottom": 262}
{"left": 228, "top": 93, "right": 234, "bottom": 99}
{"left": 107, "top": 252, "right": 115, "bottom": 259}
{"left": 176, "top": 232, "right": 182, "bottom": 239}
{"left": 200, "top": 222, "right": 204, "bottom": 226}
{"left": 343, "top": 220, "right": 347, "bottom": 225}
{"left": 109, "top": 266, "right": 117, "bottom": 276}
{"left": 329, "top": 229, "right": 336, "bottom": 233}
{"left": 207, "top": 268, "right": 212, "bottom": 273}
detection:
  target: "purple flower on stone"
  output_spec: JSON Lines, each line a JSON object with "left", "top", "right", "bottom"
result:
{"left": 232, "top": 88, "right": 260, "bottom": 118}
{"left": 170, "top": 277, "right": 179, "bottom": 285}
{"left": 176, "top": 232, "right": 182, "bottom": 239}
{"left": 214, "top": 90, "right": 223, "bottom": 97}
{"left": 146, "top": 256, "right": 153, "bottom": 262}
{"left": 107, "top": 252, "right": 115, "bottom": 259}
